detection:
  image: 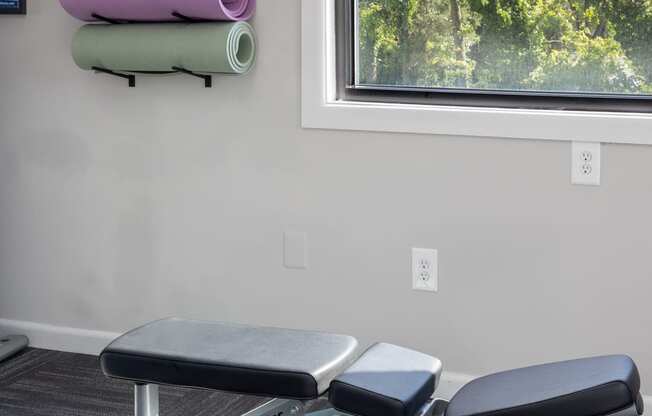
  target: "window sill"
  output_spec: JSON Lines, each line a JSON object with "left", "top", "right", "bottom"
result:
{"left": 301, "top": 0, "right": 652, "bottom": 145}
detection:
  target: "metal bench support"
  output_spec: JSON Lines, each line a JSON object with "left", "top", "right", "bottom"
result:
{"left": 135, "top": 384, "right": 159, "bottom": 416}
{"left": 243, "top": 399, "right": 305, "bottom": 416}
{"left": 132, "top": 383, "right": 444, "bottom": 416}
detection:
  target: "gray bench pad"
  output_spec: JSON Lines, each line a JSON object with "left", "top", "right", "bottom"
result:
{"left": 100, "top": 318, "right": 359, "bottom": 399}
{"left": 445, "top": 355, "right": 642, "bottom": 416}
{"left": 329, "top": 343, "right": 443, "bottom": 416}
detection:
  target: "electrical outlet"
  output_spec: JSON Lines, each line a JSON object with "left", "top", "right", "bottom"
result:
{"left": 412, "top": 248, "right": 438, "bottom": 292}
{"left": 571, "top": 142, "right": 601, "bottom": 186}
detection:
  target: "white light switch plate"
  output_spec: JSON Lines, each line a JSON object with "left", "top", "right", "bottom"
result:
{"left": 284, "top": 232, "right": 308, "bottom": 269}
{"left": 571, "top": 142, "right": 601, "bottom": 186}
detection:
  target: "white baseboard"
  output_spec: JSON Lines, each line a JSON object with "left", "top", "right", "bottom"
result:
{"left": 0, "top": 318, "right": 649, "bottom": 405}
{"left": 0, "top": 318, "right": 120, "bottom": 356}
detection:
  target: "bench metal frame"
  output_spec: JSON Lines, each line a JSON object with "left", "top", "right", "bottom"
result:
{"left": 135, "top": 384, "right": 159, "bottom": 416}
{"left": 133, "top": 383, "right": 447, "bottom": 416}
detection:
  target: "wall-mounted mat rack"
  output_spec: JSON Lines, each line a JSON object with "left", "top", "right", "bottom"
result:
{"left": 72, "top": 22, "right": 256, "bottom": 87}
{"left": 90, "top": 68, "right": 212, "bottom": 88}
{"left": 60, "top": 0, "right": 255, "bottom": 22}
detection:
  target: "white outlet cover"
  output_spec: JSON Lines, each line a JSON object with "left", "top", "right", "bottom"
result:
{"left": 412, "top": 248, "right": 438, "bottom": 292}
{"left": 571, "top": 141, "right": 601, "bottom": 186}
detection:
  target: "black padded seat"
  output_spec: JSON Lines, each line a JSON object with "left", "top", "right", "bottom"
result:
{"left": 445, "top": 355, "right": 643, "bottom": 416}
{"left": 100, "top": 318, "right": 359, "bottom": 399}
{"left": 330, "top": 343, "right": 443, "bottom": 416}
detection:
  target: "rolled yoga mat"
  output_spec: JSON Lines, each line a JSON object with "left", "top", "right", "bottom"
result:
{"left": 72, "top": 22, "right": 256, "bottom": 74}
{"left": 60, "top": 0, "right": 255, "bottom": 22}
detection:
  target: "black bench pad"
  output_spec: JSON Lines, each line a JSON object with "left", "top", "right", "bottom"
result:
{"left": 445, "top": 355, "right": 642, "bottom": 416}
{"left": 329, "top": 343, "right": 443, "bottom": 416}
{"left": 100, "top": 318, "right": 359, "bottom": 399}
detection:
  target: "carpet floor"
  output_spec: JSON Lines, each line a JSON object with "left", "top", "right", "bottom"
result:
{"left": 0, "top": 348, "right": 327, "bottom": 416}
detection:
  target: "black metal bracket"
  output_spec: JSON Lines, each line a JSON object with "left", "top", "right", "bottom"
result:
{"left": 172, "top": 66, "right": 212, "bottom": 88}
{"left": 91, "top": 13, "right": 123, "bottom": 24}
{"left": 171, "top": 11, "right": 208, "bottom": 22}
{"left": 88, "top": 67, "right": 212, "bottom": 88}
{"left": 90, "top": 11, "right": 210, "bottom": 24}
{"left": 92, "top": 67, "right": 136, "bottom": 87}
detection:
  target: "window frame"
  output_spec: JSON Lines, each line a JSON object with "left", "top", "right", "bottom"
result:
{"left": 301, "top": 0, "right": 652, "bottom": 145}
{"left": 337, "top": 0, "right": 652, "bottom": 114}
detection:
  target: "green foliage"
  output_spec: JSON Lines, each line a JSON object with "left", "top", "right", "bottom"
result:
{"left": 358, "top": 0, "right": 652, "bottom": 93}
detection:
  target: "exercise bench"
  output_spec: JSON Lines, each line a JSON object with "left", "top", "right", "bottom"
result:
{"left": 100, "top": 318, "right": 644, "bottom": 416}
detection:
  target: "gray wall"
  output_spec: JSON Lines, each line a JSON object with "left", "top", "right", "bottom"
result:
{"left": 1, "top": 1, "right": 652, "bottom": 389}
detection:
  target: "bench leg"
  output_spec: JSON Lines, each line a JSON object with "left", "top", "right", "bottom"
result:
{"left": 135, "top": 383, "right": 159, "bottom": 416}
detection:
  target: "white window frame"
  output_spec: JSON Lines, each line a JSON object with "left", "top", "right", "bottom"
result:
{"left": 301, "top": 0, "right": 652, "bottom": 145}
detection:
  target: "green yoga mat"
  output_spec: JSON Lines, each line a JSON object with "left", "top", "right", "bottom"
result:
{"left": 72, "top": 22, "right": 256, "bottom": 74}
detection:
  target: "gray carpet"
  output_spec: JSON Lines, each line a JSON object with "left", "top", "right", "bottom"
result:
{"left": 0, "top": 348, "right": 328, "bottom": 416}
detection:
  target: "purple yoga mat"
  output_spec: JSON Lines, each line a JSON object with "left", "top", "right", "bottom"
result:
{"left": 59, "top": 0, "right": 255, "bottom": 22}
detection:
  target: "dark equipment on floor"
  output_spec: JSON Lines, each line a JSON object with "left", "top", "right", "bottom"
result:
{"left": 100, "top": 318, "right": 644, "bottom": 416}
{"left": 0, "top": 334, "right": 29, "bottom": 363}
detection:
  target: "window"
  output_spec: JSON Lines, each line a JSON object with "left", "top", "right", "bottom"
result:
{"left": 336, "top": 0, "right": 652, "bottom": 112}
{"left": 301, "top": 0, "right": 652, "bottom": 144}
